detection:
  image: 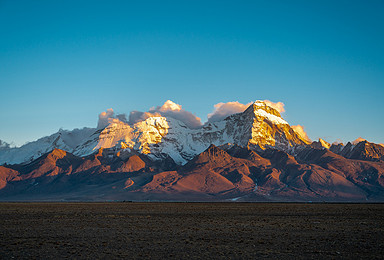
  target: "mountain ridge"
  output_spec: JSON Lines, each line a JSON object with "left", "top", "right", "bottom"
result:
{"left": 0, "top": 100, "right": 383, "bottom": 201}
{"left": 1, "top": 143, "right": 383, "bottom": 202}
{"left": 0, "top": 101, "right": 310, "bottom": 165}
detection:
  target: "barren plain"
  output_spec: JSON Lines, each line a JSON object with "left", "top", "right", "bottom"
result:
{"left": 0, "top": 203, "right": 383, "bottom": 259}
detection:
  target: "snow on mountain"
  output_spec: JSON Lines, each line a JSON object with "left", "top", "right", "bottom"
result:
{"left": 0, "top": 128, "right": 95, "bottom": 165}
{"left": 74, "top": 116, "right": 207, "bottom": 164}
{"left": 72, "top": 100, "right": 309, "bottom": 164}
{"left": 0, "top": 101, "right": 310, "bottom": 165}
{"left": 0, "top": 140, "right": 11, "bottom": 151}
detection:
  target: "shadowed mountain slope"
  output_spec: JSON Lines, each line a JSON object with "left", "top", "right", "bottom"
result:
{"left": 0, "top": 101, "right": 383, "bottom": 201}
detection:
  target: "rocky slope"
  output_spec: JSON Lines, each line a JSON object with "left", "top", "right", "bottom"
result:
{"left": 0, "top": 101, "right": 383, "bottom": 201}
{"left": 0, "top": 143, "right": 383, "bottom": 201}
{"left": 334, "top": 141, "right": 384, "bottom": 161}
{"left": 0, "top": 101, "right": 310, "bottom": 165}
{"left": 0, "top": 128, "right": 95, "bottom": 165}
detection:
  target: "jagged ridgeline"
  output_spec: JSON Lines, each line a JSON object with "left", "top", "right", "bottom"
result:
{"left": 0, "top": 101, "right": 383, "bottom": 201}
{"left": 0, "top": 101, "right": 309, "bottom": 165}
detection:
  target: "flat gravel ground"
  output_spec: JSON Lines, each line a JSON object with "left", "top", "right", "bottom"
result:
{"left": 0, "top": 203, "right": 383, "bottom": 259}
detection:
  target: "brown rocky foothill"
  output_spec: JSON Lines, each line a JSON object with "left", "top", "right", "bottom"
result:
{"left": 0, "top": 141, "right": 383, "bottom": 201}
{"left": 0, "top": 101, "right": 383, "bottom": 201}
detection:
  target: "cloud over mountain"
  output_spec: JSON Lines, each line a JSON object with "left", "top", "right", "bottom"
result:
{"left": 207, "top": 101, "right": 252, "bottom": 123}
{"left": 97, "top": 108, "right": 115, "bottom": 128}
{"left": 207, "top": 100, "right": 285, "bottom": 123}
{"left": 292, "top": 125, "right": 311, "bottom": 142}
{"left": 97, "top": 100, "right": 314, "bottom": 146}
{"left": 263, "top": 100, "right": 285, "bottom": 114}
{"left": 129, "top": 111, "right": 161, "bottom": 125}
{"left": 102, "top": 100, "right": 286, "bottom": 128}
{"left": 129, "top": 100, "right": 202, "bottom": 128}
{"left": 97, "top": 109, "right": 128, "bottom": 128}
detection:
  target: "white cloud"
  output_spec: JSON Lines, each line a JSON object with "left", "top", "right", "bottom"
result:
{"left": 292, "top": 125, "right": 311, "bottom": 142}
{"left": 263, "top": 100, "right": 285, "bottom": 114}
{"left": 97, "top": 108, "right": 115, "bottom": 128}
{"left": 97, "top": 108, "right": 128, "bottom": 128}
{"left": 129, "top": 100, "right": 202, "bottom": 128}
{"left": 207, "top": 101, "right": 253, "bottom": 123}
{"left": 207, "top": 99, "right": 285, "bottom": 123}
{"left": 129, "top": 111, "right": 161, "bottom": 125}
{"left": 100, "top": 99, "right": 290, "bottom": 132}
{"left": 155, "top": 100, "right": 182, "bottom": 112}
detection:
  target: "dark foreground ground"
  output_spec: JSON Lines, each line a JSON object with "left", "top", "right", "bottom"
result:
{"left": 0, "top": 203, "right": 383, "bottom": 259}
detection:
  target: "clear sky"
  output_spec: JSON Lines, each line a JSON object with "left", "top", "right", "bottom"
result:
{"left": 1, "top": 0, "right": 383, "bottom": 146}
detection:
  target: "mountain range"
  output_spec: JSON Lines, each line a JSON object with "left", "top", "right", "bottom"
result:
{"left": 1, "top": 100, "right": 383, "bottom": 201}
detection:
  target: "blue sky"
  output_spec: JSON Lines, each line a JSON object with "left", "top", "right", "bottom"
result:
{"left": 1, "top": 0, "right": 383, "bottom": 146}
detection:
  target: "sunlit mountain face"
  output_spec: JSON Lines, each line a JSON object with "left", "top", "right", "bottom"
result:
{"left": 0, "top": 100, "right": 383, "bottom": 202}
{"left": 0, "top": 100, "right": 310, "bottom": 165}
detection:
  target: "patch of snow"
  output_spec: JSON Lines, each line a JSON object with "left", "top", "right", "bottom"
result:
{"left": 254, "top": 109, "right": 288, "bottom": 125}
{"left": 0, "top": 100, "right": 304, "bottom": 165}
{"left": 0, "top": 128, "right": 95, "bottom": 164}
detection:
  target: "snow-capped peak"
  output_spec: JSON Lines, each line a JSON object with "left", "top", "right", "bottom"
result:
{"left": 0, "top": 128, "right": 96, "bottom": 164}
{"left": 0, "top": 100, "right": 309, "bottom": 165}
{"left": 253, "top": 100, "right": 265, "bottom": 106}
{"left": 243, "top": 101, "right": 288, "bottom": 125}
